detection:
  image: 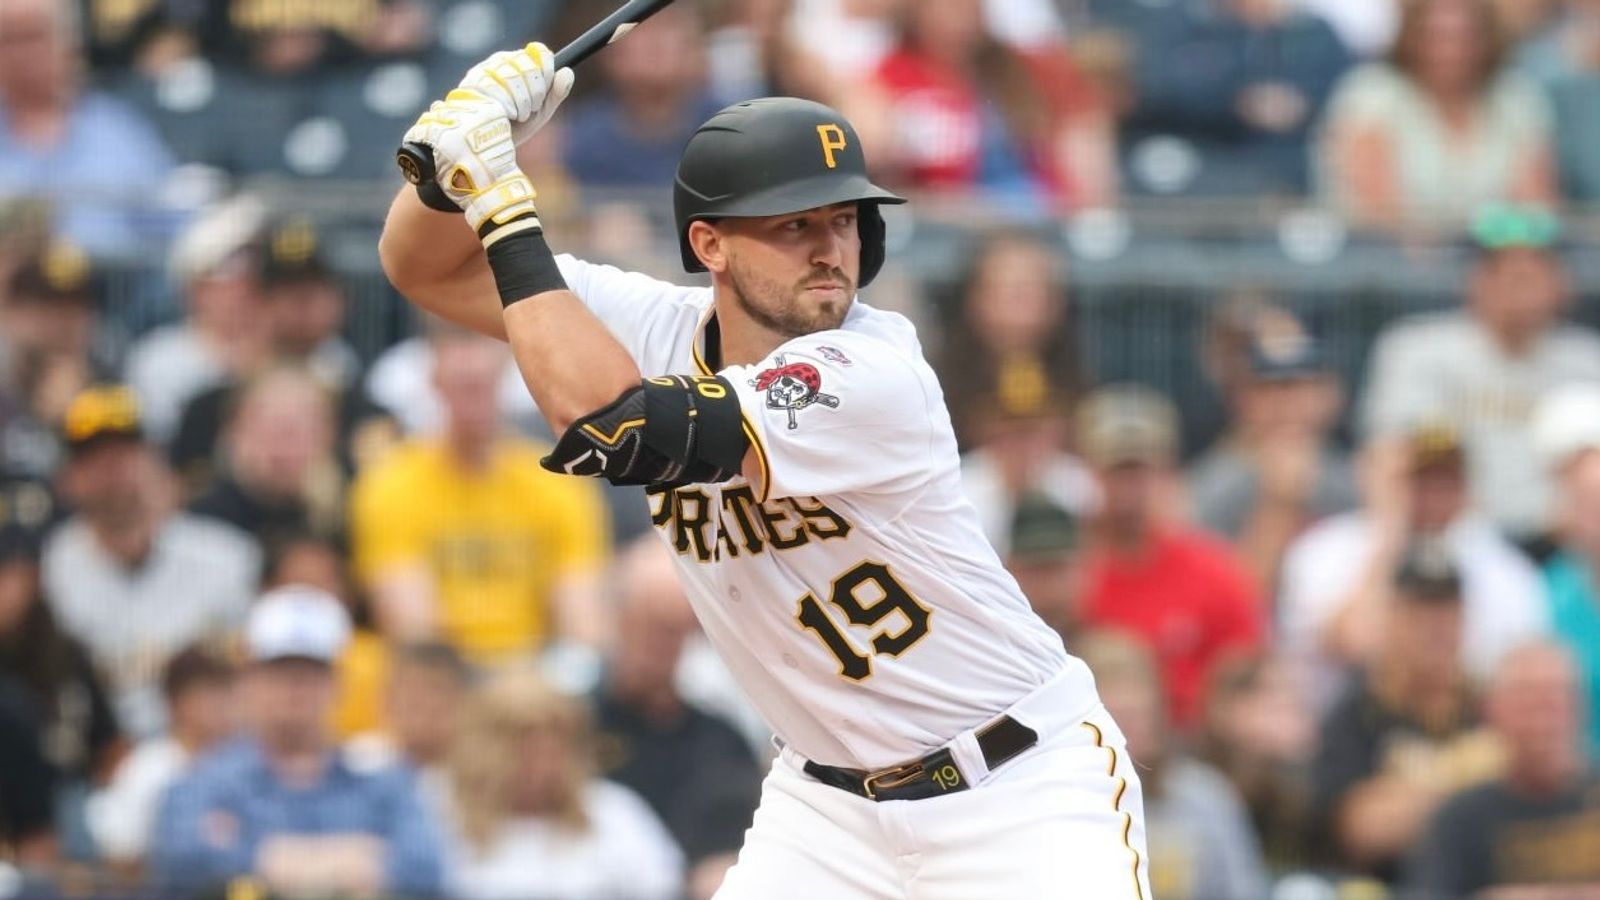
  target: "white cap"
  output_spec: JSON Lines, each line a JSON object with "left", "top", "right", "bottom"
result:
{"left": 1531, "top": 383, "right": 1600, "bottom": 472}
{"left": 169, "top": 191, "right": 266, "bottom": 284}
{"left": 246, "top": 585, "right": 351, "bottom": 664}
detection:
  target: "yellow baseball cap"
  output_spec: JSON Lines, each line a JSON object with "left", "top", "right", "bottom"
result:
{"left": 61, "top": 385, "right": 144, "bottom": 452}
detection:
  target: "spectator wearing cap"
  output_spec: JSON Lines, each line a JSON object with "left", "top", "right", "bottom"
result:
{"left": 170, "top": 219, "right": 398, "bottom": 491}
{"left": 0, "top": 241, "right": 117, "bottom": 481}
{"left": 255, "top": 218, "right": 359, "bottom": 391}
{"left": 256, "top": 533, "right": 391, "bottom": 744}
{"left": 1316, "top": 0, "right": 1557, "bottom": 229}
{"left": 151, "top": 585, "right": 444, "bottom": 897}
{"left": 594, "top": 538, "right": 761, "bottom": 895}
{"left": 1404, "top": 641, "right": 1600, "bottom": 896}
{"left": 0, "top": 515, "right": 121, "bottom": 858}
{"left": 1075, "top": 384, "right": 1266, "bottom": 731}
{"left": 1310, "top": 542, "right": 1501, "bottom": 883}
{"left": 1125, "top": 0, "right": 1351, "bottom": 195}
{"left": 1279, "top": 423, "right": 1546, "bottom": 715}
{"left": 87, "top": 646, "right": 236, "bottom": 869}
{"left": 442, "top": 668, "right": 683, "bottom": 900}
{"left": 125, "top": 194, "right": 271, "bottom": 446}
{"left": 1362, "top": 205, "right": 1600, "bottom": 545}
{"left": 957, "top": 376, "right": 1097, "bottom": 558}
{"left": 0, "top": 0, "right": 176, "bottom": 256}
{"left": 41, "top": 385, "right": 259, "bottom": 738}
{"left": 1189, "top": 323, "right": 1357, "bottom": 591}
{"left": 1075, "top": 629, "right": 1270, "bottom": 900}
{"left": 350, "top": 331, "right": 610, "bottom": 673}
{"left": 1004, "top": 492, "right": 1084, "bottom": 644}
{"left": 1540, "top": 436, "right": 1600, "bottom": 764}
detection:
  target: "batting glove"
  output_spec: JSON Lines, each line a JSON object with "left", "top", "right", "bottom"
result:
{"left": 458, "top": 42, "right": 575, "bottom": 146}
{"left": 402, "top": 89, "right": 540, "bottom": 244}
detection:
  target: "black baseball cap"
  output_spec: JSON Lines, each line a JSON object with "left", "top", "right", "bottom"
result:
{"left": 260, "top": 218, "right": 333, "bottom": 287}
{"left": 1008, "top": 493, "right": 1080, "bottom": 564}
{"left": 8, "top": 242, "right": 99, "bottom": 306}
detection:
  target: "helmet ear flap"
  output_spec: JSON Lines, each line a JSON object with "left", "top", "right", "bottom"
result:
{"left": 858, "top": 203, "right": 887, "bottom": 288}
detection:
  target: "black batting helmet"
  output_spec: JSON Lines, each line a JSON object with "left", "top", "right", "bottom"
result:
{"left": 674, "top": 97, "right": 906, "bottom": 288}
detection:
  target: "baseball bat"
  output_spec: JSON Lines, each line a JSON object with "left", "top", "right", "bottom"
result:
{"left": 395, "top": 0, "right": 681, "bottom": 210}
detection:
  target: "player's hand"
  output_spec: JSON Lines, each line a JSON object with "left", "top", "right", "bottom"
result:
{"left": 402, "top": 89, "right": 539, "bottom": 239}
{"left": 458, "top": 42, "right": 575, "bottom": 146}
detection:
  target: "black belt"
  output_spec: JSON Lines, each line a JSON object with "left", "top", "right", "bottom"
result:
{"left": 802, "top": 715, "right": 1038, "bottom": 802}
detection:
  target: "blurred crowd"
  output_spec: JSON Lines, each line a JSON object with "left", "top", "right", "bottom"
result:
{"left": 4, "top": 0, "right": 1600, "bottom": 898}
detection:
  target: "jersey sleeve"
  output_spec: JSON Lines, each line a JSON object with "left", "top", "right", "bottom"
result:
{"left": 556, "top": 254, "right": 709, "bottom": 374}
{"left": 717, "top": 331, "right": 936, "bottom": 502}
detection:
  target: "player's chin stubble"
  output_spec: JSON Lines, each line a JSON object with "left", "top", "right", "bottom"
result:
{"left": 728, "top": 262, "right": 852, "bottom": 339}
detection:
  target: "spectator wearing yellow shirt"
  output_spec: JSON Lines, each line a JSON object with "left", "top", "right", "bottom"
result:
{"left": 350, "top": 331, "right": 610, "bottom": 674}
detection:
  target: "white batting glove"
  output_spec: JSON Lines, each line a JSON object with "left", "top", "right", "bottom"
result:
{"left": 458, "top": 42, "right": 575, "bottom": 146}
{"left": 402, "top": 88, "right": 540, "bottom": 242}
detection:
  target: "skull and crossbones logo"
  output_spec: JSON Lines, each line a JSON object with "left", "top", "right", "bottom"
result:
{"left": 752, "top": 355, "right": 840, "bottom": 429}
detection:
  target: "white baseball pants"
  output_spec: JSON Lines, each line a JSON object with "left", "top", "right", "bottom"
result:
{"left": 715, "top": 674, "right": 1151, "bottom": 899}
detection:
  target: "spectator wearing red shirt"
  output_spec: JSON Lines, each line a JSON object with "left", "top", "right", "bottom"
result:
{"left": 1076, "top": 385, "right": 1266, "bottom": 730}
{"left": 846, "top": 0, "right": 1116, "bottom": 209}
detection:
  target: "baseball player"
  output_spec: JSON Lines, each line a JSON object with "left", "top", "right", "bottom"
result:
{"left": 382, "top": 44, "right": 1150, "bottom": 899}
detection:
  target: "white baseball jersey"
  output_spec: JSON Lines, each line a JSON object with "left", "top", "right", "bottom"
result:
{"left": 558, "top": 255, "right": 1096, "bottom": 770}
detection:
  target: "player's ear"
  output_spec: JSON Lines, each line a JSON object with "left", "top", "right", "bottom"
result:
{"left": 688, "top": 220, "right": 729, "bottom": 274}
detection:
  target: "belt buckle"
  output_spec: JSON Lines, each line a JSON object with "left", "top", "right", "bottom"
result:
{"left": 862, "top": 761, "right": 925, "bottom": 800}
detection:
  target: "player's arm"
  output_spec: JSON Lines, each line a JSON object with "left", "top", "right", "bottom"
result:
{"left": 379, "top": 45, "right": 582, "bottom": 341}
{"left": 396, "top": 49, "right": 760, "bottom": 487}
{"left": 382, "top": 44, "right": 709, "bottom": 376}
{"left": 540, "top": 334, "right": 933, "bottom": 501}
{"left": 380, "top": 187, "right": 506, "bottom": 340}
{"left": 395, "top": 53, "right": 644, "bottom": 434}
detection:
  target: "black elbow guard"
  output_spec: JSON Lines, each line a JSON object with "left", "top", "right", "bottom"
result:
{"left": 541, "top": 375, "right": 749, "bottom": 487}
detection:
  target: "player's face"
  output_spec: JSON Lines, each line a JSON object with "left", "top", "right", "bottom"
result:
{"left": 720, "top": 203, "right": 861, "bottom": 338}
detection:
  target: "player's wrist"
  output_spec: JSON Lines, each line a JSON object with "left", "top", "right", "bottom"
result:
{"left": 461, "top": 171, "right": 538, "bottom": 234}
{"left": 484, "top": 221, "right": 568, "bottom": 308}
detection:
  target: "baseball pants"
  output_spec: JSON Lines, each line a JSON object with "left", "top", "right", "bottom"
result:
{"left": 715, "top": 672, "right": 1152, "bottom": 899}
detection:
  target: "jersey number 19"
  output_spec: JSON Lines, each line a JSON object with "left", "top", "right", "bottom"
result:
{"left": 795, "top": 561, "right": 932, "bottom": 680}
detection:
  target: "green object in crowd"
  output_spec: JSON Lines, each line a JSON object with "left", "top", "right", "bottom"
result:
{"left": 1471, "top": 204, "right": 1562, "bottom": 250}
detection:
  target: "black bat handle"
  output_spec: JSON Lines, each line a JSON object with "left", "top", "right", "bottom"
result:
{"left": 396, "top": 0, "right": 677, "bottom": 212}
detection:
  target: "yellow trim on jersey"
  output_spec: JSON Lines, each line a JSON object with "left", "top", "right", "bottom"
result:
{"left": 691, "top": 308, "right": 715, "bottom": 377}
{"left": 1082, "top": 722, "right": 1146, "bottom": 900}
{"left": 582, "top": 418, "right": 644, "bottom": 445}
{"left": 690, "top": 308, "right": 771, "bottom": 500}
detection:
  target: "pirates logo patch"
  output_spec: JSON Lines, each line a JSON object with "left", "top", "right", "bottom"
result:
{"left": 752, "top": 355, "right": 840, "bottom": 429}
